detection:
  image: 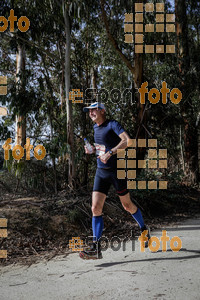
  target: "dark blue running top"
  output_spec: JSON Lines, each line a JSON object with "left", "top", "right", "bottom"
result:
{"left": 93, "top": 119, "right": 125, "bottom": 169}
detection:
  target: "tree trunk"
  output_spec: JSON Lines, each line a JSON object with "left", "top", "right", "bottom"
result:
{"left": 49, "top": 113, "right": 58, "bottom": 194}
{"left": 134, "top": 52, "right": 147, "bottom": 162}
{"left": 91, "top": 66, "right": 98, "bottom": 100}
{"left": 175, "top": 0, "right": 197, "bottom": 183}
{"left": 15, "top": 43, "right": 26, "bottom": 147}
{"left": 62, "top": 0, "right": 75, "bottom": 187}
{"left": 100, "top": 0, "right": 134, "bottom": 74}
{"left": 82, "top": 38, "right": 90, "bottom": 187}
{"left": 100, "top": 0, "right": 148, "bottom": 160}
{"left": 57, "top": 40, "right": 65, "bottom": 111}
{"left": 60, "top": 69, "right": 65, "bottom": 111}
{"left": 198, "top": 122, "right": 200, "bottom": 182}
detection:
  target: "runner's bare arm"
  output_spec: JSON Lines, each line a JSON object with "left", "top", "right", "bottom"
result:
{"left": 97, "top": 131, "right": 130, "bottom": 164}
{"left": 110, "top": 131, "right": 130, "bottom": 155}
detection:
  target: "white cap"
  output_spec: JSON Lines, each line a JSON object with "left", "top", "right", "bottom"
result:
{"left": 83, "top": 102, "right": 106, "bottom": 112}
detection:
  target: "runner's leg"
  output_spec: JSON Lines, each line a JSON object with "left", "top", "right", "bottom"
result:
{"left": 119, "top": 192, "right": 145, "bottom": 229}
{"left": 112, "top": 171, "right": 146, "bottom": 230}
{"left": 119, "top": 192, "right": 151, "bottom": 247}
{"left": 92, "top": 191, "right": 106, "bottom": 241}
{"left": 79, "top": 170, "right": 109, "bottom": 259}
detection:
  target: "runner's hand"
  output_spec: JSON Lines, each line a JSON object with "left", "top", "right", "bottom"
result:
{"left": 84, "top": 145, "right": 96, "bottom": 154}
{"left": 97, "top": 152, "right": 111, "bottom": 164}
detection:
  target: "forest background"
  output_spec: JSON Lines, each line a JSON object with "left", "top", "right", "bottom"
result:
{"left": 0, "top": 0, "right": 199, "bottom": 263}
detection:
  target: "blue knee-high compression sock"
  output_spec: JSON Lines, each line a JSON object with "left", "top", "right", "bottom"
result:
{"left": 92, "top": 216, "right": 104, "bottom": 242}
{"left": 132, "top": 208, "right": 145, "bottom": 229}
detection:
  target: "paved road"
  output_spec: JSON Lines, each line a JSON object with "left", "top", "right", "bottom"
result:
{"left": 0, "top": 217, "right": 200, "bottom": 300}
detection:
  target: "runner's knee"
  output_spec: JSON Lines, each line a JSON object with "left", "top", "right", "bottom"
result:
{"left": 121, "top": 199, "right": 137, "bottom": 212}
{"left": 122, "top": 202, "right": 132, "bottom": 212}
{"left": 92, "top": 204, "right": 102, "bottom": 215}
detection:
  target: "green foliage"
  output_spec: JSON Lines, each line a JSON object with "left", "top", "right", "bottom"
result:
{"left": 0, "top": 0, "right": 199, "bottom": 192}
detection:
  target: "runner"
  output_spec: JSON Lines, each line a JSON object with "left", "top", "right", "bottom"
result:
{"left": 79, "top": 102, "right": 150, "bottom": 259}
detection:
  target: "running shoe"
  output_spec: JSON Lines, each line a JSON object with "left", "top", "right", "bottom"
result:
{"left": 79, "top": 241, "right": 102, "bottom": 260}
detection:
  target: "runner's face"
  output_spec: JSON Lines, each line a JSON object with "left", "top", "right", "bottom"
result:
{"left": 89, "top": 108, "right": 103, "bottom": 122}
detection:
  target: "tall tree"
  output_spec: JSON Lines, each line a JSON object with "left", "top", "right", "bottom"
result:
{"left": 15, "top": 42, "right": 26, "bottom": 147}
{"left": 62, "top": 0, "right": 75, "bottom": 187}
{"left": 175, "top": 0, "right": 198, "bottom": 182}
{"left": 100, "top": 0, "right": 147, "bottom": 163}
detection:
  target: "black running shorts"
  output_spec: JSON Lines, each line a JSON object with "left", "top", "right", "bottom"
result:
{"left": 93, "top": 168, "right": 129, "bottom": 196}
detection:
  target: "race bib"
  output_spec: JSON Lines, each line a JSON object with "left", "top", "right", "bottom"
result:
{"left": 94, "top": 143, "right": 106, "bottom": 156}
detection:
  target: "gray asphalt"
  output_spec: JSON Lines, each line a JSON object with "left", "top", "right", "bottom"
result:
{"left": 0, "top": 217, "right": 200, "bottom": 300}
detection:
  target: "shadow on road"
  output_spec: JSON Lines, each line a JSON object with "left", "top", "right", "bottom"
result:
{"left": 155, "top": 226, "right": 200, "bottom": 232}
{"left": 95, "top": 248, "right": 200, "bottom": 268}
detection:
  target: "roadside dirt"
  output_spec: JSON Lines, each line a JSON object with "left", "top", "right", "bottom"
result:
{"left": 0, "top": 181, "right": 199, "bottom": 267}
{"left": 1, "top": 217, "right": 200, "bottom": 300}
